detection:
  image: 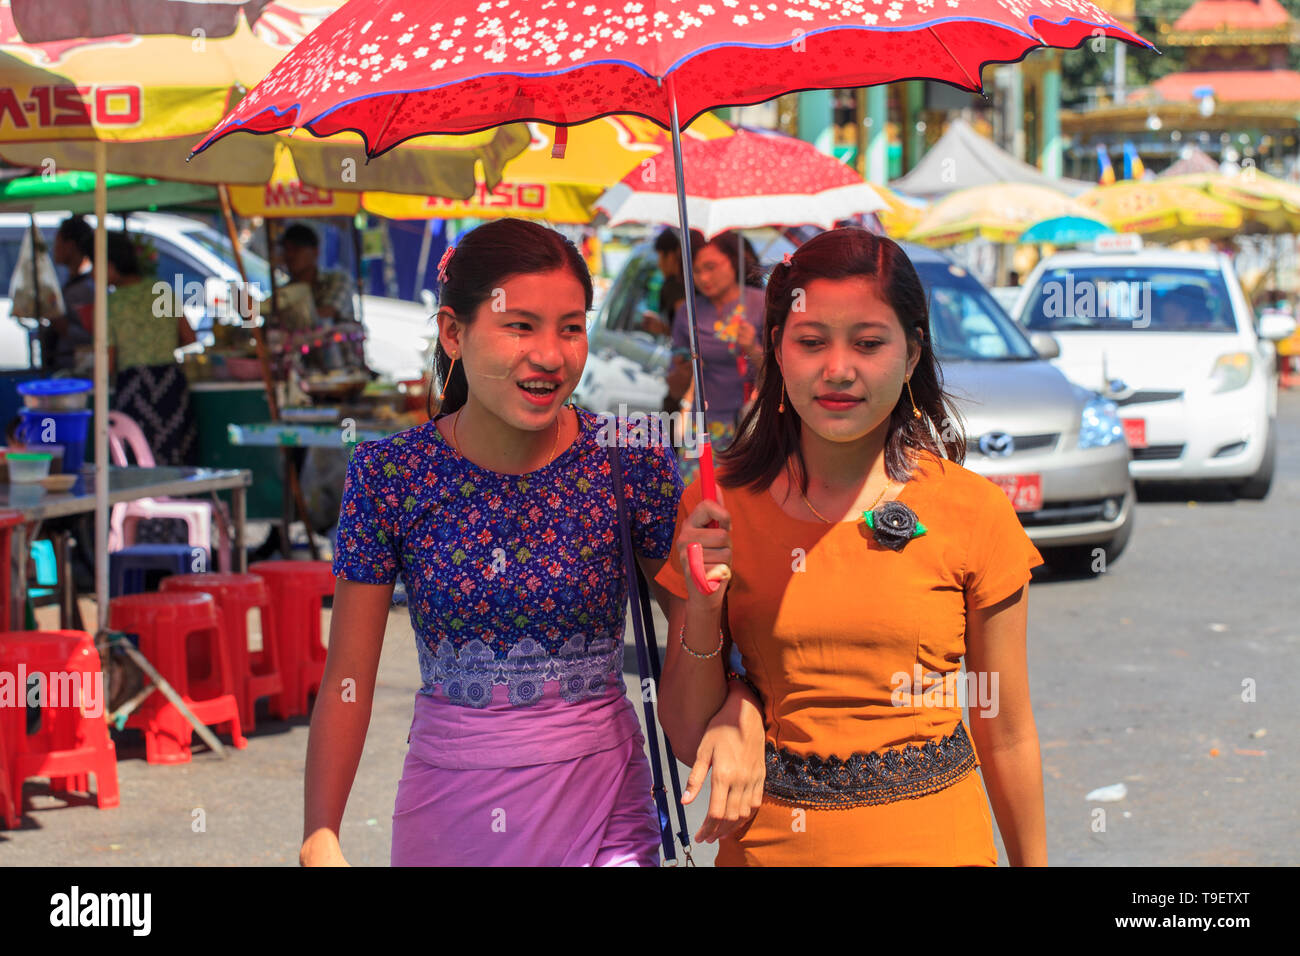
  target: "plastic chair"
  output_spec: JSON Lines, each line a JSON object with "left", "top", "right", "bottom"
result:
{"left": 160, "top": 573, "right": 285, "bottom": 732}
{"left": 107, "top": 411, "right": 232, "bottom": 573}
{"left": 0, "top": 511, "right": 23, "bottom": 631}
{"left": 0, "top": 630, "right": 120, "bottom": 826}
{"left": 108, "top": 592, "right": 247, "bottom": 765}
{"left": 249, "top": 561, "right": 336, "bottom": 718}
{"left": 109, "top": 543, "right": 208, "bottom": 597}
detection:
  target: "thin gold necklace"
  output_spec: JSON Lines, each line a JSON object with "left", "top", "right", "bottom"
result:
{"left": 452, "top": 407, "right": 564, "bottom": 470}
{"left": 799, "top": 476, "right": 892, "bottom": 524}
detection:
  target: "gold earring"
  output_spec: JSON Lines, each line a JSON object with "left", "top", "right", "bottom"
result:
{"left": 906, "top": 378, "right": 921, "bottom": 419}
{"left": 439, "top": 356, "right": 457, "bottom": 402}
{"left": 778, "top": 379, "right": 786, "bottom": 413}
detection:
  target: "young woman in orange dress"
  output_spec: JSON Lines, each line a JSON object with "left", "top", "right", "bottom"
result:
{"left": 656, "top": 227, "right": 1048, "bottom": 866}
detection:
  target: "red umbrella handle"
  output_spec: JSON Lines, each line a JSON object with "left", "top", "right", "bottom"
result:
{"left": 687, "top": 435, "right": 720, "bottom": 595}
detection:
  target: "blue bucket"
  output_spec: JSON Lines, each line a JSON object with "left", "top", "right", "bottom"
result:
{"left": 18, "top": 409, "right": 93, "bottom": 474}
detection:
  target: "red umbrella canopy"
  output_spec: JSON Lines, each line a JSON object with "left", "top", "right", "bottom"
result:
{"left": 192, "top": 0, "right": 1153, "bottom": 157}
{"left": 597, "top": 126, "right": 887, "bottom": 235}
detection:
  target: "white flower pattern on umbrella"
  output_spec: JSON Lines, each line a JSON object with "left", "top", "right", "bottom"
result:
{"left": 195, "top": 0, "right": 1151, "bottom": 158}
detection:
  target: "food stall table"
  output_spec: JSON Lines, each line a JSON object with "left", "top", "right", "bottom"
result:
{"left": 2, "top": 466, "right": 251, "bottom": 630}
{"left": 226, "top": 421, "right": 400, "bottom": 447}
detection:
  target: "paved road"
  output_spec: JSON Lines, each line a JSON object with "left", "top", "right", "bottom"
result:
{"left": 3, "top": 390, "right": 1296, "bottom": 866}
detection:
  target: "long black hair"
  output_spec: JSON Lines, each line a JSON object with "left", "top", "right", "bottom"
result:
{"left": 719, "top": 227, "right": 966, "bottom": 493}
{"left": 428, "top": 218, "right": 593, "bottom": 417}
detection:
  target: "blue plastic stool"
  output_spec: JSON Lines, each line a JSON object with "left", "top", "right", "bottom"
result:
{"left": 109, "top": 543, "right": 210, "bottom": 598}
{"left": 29, "top": 539, "right": 58, "bottom": 599}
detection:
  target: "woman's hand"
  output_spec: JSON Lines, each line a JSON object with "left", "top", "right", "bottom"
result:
{"left": 682, "top": 683, "right": 766, "bottom": 843}
{"left": 299, "top": 828, "right": 350, "bottom": 867}
{"left": 675, "top": 486, "right": 731, "bottom": 612}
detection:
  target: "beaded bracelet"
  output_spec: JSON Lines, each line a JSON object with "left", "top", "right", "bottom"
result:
{"left": 726, "top": 669, "right": 762, "bottom": 701}
{"left": 678, "top": 623, "right": 724, "bottom": 660}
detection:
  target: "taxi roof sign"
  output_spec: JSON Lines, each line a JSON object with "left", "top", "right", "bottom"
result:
{"left": 1092, "top": 233, "right": 1143, "bottom": 253}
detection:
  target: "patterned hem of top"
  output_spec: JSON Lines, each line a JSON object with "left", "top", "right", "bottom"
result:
{"left": 763, "top": 722, "right": 977, "bottom": 810}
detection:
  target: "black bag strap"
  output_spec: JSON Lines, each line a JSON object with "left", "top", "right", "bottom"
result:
{"left": 608, "top": 441, "right": 693, "bottom": 866}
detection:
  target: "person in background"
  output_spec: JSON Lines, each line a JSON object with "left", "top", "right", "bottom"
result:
{"left": 106, "top": 230, "right": 199, "bottom": 467}
{"left": 642, "top": 228, "right": 685, "bottom": 340}
{"left": 664, "top": 229, "right": 765, "bottom": 485}
{"left": 277, "top": 223, "right": 356, "bottom": 323}
{"left": 44, "top": 216, "right": 95, "bottom": 372}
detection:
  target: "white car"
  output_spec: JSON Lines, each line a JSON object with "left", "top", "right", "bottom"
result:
{"left": 1014, "top": 239, "right": 1296, "bottom": 498}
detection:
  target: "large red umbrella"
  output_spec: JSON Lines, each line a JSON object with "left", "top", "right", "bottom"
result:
{"left": 192, "top": 0, "right": 1154, "bottom": 594}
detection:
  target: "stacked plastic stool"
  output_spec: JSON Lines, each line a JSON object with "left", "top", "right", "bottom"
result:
{"left": 0, "top": 630, "right": 120, "bottom": 827}
{"left": 159, "top": 573, "right": 285, "bottom": 732}
{"left": 110, "top": 543, "right": 209, "bottom": 598}
{"left": 108, "top": 592, "right": 247, "bottom": 764}
{"left": 249, "top": 561, "right": 336, "bottom": 718}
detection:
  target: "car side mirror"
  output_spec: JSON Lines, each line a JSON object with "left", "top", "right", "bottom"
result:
{"left": 1029, "top": 331, "right": 1061, "bottom": 360}
{"left": 1258, "top": 313, "right": 1297, "bottom": 342}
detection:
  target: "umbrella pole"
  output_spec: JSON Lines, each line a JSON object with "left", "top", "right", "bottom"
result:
{"left": 666, "top": 76, "right": 720, "bottom": 596}
{"left": 93, "top": 142, "right": 109, "bottom": 633}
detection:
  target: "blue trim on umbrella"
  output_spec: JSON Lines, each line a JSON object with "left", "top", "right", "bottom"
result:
{"left": 192, "top": 15, "right": 1154, "bottom": 159}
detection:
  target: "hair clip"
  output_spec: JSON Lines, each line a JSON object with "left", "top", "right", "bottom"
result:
{"left": 437, "top": 245, "right": 455, "bottom": 283}
{"left": 783, "top": 252, "right": 793, "bottom": 266}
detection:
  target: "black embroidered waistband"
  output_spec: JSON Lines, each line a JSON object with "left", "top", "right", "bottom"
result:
{"left": 764, "top": 722, "right": 977, "bottom": 809}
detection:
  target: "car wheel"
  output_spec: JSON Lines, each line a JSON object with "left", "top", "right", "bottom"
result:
{"left": 1042, "top": 509, "right": 1134, "bottom": 576}
{"left": 1232, "top": 421, "right": 1276, "bottom": 500}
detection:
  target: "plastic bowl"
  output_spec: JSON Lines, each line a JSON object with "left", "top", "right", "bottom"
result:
{"left": 7, "top": 451, "right": 53, "bottom": 483}
{"left": 18, "top": 378, "right": 93, "bottom": 411}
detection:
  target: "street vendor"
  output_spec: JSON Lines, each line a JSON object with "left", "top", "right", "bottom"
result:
{"left": 276, "top": 223, "right": 356, "bottom": 324}
{"left": 43, "top": 216, "right": 95, "bottom": 372}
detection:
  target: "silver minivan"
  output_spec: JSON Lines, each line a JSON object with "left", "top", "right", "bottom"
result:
{"left": 585, "top": 239, "right": 1137, "bottom": 575}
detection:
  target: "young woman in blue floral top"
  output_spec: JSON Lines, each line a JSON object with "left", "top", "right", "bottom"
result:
{"left": 302, "top": 219, "right": 761, "bottom": 867}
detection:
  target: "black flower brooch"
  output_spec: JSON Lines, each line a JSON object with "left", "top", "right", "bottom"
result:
{"left": 863, "top": 500, "right": 927, "bottom": 552}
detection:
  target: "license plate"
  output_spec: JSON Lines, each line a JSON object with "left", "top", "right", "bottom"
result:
{"left": 988, "top": 473, "right": 1042, "bottom": 512}
{"left": 1122, "top": 418, "right": 1147, "bottom": 449}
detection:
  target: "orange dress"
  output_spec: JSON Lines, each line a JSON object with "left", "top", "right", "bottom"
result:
{"left": 655, "top": 447, "right": 1044, "bottom": 866}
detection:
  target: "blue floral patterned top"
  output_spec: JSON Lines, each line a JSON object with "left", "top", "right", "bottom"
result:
{"left": 332, "top": 406, "right": 682, "bottom": 710}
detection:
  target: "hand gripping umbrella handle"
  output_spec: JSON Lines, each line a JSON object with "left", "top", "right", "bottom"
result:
{"left": 687, "top": 435, "right": 720, "bottom": 595}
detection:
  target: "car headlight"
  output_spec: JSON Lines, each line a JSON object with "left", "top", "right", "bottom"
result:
{"left": 1210, "top": 351, "right": 1252, "bottom": 393}
{"left": 1079, "top": 395, "right": 1124, "bottom": 449}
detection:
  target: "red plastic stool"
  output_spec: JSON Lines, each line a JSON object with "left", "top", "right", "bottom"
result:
{"left": 160, "top": 573, "right": 285, "bottom": 732}
{"left": 0, "top": 630, "right": 120, "bottom": 826}
{"left": 249, "top": 561, "right": 336, "bottom": 718}
{"left": 108, "top": 592, "right": 247, "bottom": 764}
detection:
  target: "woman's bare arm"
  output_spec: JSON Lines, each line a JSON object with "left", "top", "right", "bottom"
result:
{"left": 300, "top": 577, "right": 394, "bottom": 866}
{"left": 964, "top": 585, "right": 1048, "bottom": 867}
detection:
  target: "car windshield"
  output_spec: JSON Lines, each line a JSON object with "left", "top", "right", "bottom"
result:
{"left": 181, "top": 227, "right": 273, "bottom": 295}
{"left": 913, "top": 261, "right": 1037, "bottom": 361}
{"left": 1020, "top": 265, "right": 1237, "bottom": 333}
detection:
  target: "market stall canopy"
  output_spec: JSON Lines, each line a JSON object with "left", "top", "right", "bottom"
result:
{"left": 0, "top": 168, "right": 216, "bottom": 213}
{"left": 1162, "top": 170, "right": 1300, "bottom": 235}
{"left": 907, "top": 183, "right": 1088, "bottom": 247}
{"left": 0, "top": 0, "right": 529, "bottom": 196}
{"left": 889, "top": 118, "right": 1093, "bottom": 200}
{"left": 1077, "top": 180, "right": 1244, "bottom": 242}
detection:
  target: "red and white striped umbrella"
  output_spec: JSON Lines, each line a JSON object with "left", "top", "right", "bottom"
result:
{"left": 596, "top": 126, "right": 886, "bottom": 237}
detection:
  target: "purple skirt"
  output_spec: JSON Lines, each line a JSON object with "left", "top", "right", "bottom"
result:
{"left": 390, "top": 689, "right": 661, "bottom": 867}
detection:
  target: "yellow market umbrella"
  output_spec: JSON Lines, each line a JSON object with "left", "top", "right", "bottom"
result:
{"left": 1077, "top": 180, "right": 1243, "bottom": 242}
{"left": 0, "top": 2, "right": 528, "bottom": 196}
{"left": 872, "top": 184, "right": 926, "bottom": 239}
{"left": 1163, "top": 171, "right": 1300, "bottom": 235}
{"left": 906, "top": 183, "right": 1086, "bottom": 248}
{"left": 362, "top": 113, "right": 735, "bottom": 223}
